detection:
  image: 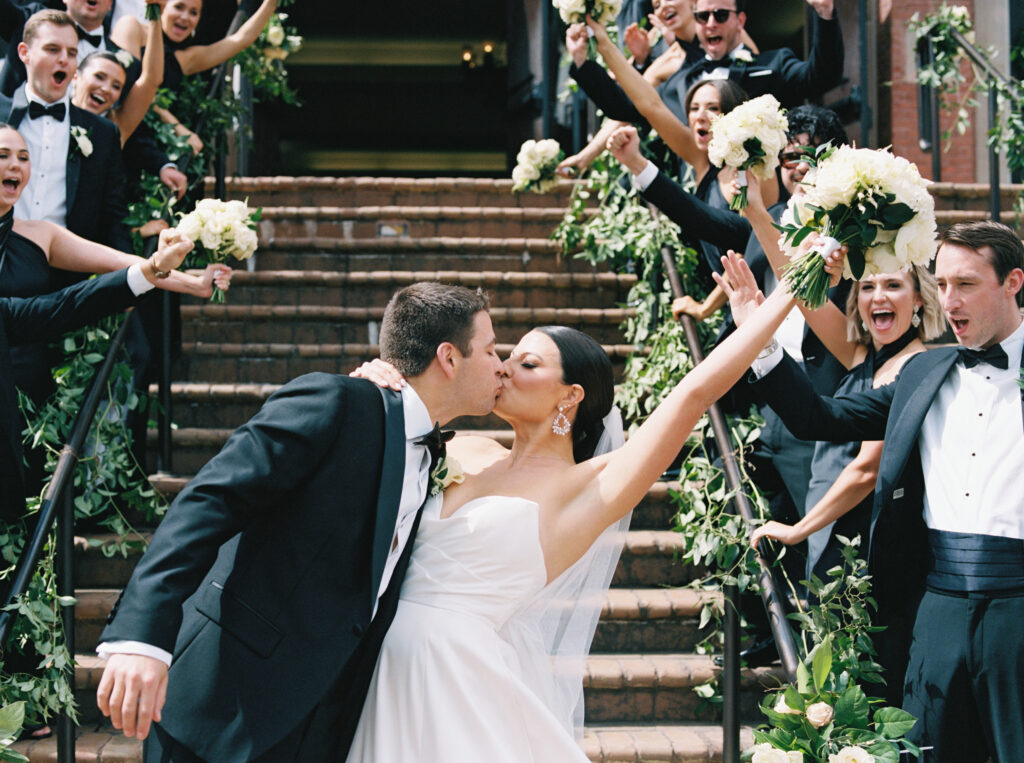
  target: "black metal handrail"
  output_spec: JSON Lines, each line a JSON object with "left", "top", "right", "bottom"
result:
{"left": 649, "top": 208, "right": 800, "bottom": 763}
{"left": 918, "top": 29, "right": 1024, "bottom": 218}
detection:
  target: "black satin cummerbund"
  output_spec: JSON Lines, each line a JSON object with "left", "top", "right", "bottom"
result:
{"left": 927, "top": 529, "right": 1024, "bottom": 594}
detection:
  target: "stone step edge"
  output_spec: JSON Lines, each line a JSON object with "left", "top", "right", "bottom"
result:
{"left": 179, "top": 304, "right": 632, "bottom": 324}
{"left": 256, "top": 235, "right": 561, "bottom": 252}
{"left": 73, "top": 587, "right": 719, "bottom": 624}
{"left": 176, "top": 341, "right": 640, "bottom": 359}
{"left": 11, "top": 723, "right": 759, "bottom": 762}
{"left": 221, "top": 269, "right": 635, "bottom": 287}
{"left": 257, "top": 205, "right": 584, "bottom": 220}
{"left": 70, "top": 653, "right": 782, "bottom": 692}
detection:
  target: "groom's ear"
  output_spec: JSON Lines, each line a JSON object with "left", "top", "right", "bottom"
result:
{"left": 435, "top": 342, "right": 458, "bottom": 379}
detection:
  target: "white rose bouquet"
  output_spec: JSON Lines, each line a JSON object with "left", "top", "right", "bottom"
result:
{"left": 260, "top": 13, "right": 303, "bottom": 62}
{"left": 777, "top": 144, "right": 937, "bottom": 308}
{"left": 552, "top": 0, "right": 622, "bottom": 59}
{"left": 707, "top": 93, "right": 788, "bottom": 211}
{"left": 752, "top": 636, "right": 920, "bottom": 763}
{"left": 511, "top": 139, "right": 564, "bottom": 194}
{"left": 177, "top": 198, "right": 261, "bottom": 302}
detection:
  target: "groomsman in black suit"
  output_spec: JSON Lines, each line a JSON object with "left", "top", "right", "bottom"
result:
{"left": 568, "top": 0, "right": 843, "bottom": 168}
{"left": 0, "top": 233, "right": 194, "bottom": 522}
{"left": 0, "top": 9, "right": 132, "bottom": 257}
{"left": 0, "top": 0, "right": 141, "bottom": 96}
{"left": 749, "top": 220, "right": 1024, "bottom": 762}
{"left": 95, "top": 283, "right": 507, "bottom": 761}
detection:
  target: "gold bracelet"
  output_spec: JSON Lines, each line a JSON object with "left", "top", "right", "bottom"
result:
{"left": 148, "top": 257, "right": 171, "bottom": 279}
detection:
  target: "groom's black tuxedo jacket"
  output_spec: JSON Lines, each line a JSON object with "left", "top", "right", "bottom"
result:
{"left": 571, "top": 14, "right": 844, "bottom": 129}
{"left": 100, "top": 375, "right": 413, "bottom": 761}
{"left": 0, "top": 94, "right": 133, "bottom": 255}
{"left": 1, "top": 268, "right": 137, "bottom": 521}
{"left": 751, "top": 347, "right": 1012, "bottom": 690}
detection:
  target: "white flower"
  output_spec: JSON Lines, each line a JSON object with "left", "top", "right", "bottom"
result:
{"left": 773, "top": 695, "right": 802, "bottom": 715}
{"left": 286, "top": 35, "right": 303, "bottom": 52}
{"left": 732, "top": 48, "right": 754, "bottom": 63}
{"left": 512, "top": 137, "right": 562, "bottom": 194}
{"left": 176, "top": 213, "right": 202, "bottom": 242}
{"left": 266, "top": 21, "right": 285, "bottom": 47}
{"left": 751, "top": 743, "right": 803, "bottom": 763}
{"left": 828, "top": 746, "right": 874, "bottom": 763}
{"left": 430, "top": 455, "right": 465, "bottom": 496}
{"left": 511, "top": 164, "right": 531, "bottom": 191}
{"left": 70, "top": 126, "right": 93, "bottom": 158}
{"left": 552, "top": 0, "right": 587, "bottom": 24}
{"left": 707, "top": 94, "right": 788, "bottom": 176}
{"left": 114, "top": 49, "right": 134, "bottom": 68}
{"left": 804, "top": 701, "right": 834, "bottom": 728}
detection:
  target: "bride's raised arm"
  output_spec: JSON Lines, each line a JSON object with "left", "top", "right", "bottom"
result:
{"left": 587, "top": 19, "right": 703, "bottom": 169}
{"left": 553, "top": 257, "right": 796, "bottom": 567}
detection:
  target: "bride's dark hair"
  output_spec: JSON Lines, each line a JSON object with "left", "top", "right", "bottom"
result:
{"left": 536, "top": 326, "right": 613, "bottom": 463}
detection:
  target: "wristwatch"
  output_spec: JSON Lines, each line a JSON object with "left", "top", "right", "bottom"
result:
{"left": 756, "top": 339, "right": 780, "bottom": 360}
{"left": 148, "top": 256, "right": 171, "bottom": 279}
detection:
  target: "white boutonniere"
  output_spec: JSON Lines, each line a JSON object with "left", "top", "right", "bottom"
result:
{"left": 114, "top": 48, "right": 134, "bottom": 68}
{"left": 429, "top": 455, "right": 465, "bottom": 496}
{"left": 732, "top": 48, "right": 754, "bottom": 64}
{"left": 69, "top": 126, "right": 93, "bottom": 159}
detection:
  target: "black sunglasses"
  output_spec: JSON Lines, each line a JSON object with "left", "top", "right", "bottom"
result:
{"left": 693, "top": 9, "right": 739, "bottom": 24}
{"left": 780, "top": 152, "right": 807, "bottom": 168}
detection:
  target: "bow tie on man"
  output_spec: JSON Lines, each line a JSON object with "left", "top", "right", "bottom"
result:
{"left": 418, "top": 423, "right": 455, "bottom": 471}
{"left": 76, "top": 26, "right": 104, "bottom": 48}
{"left": 958, "top": 343, "right": 1009, "bottom": 369}
{"left": 27, "top": 101, "right": 65, "bottom": 121}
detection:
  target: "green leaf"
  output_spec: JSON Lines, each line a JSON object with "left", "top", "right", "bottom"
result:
{"left": 796, "top": 660, "right": 811, "bottom": 694}
{"left": 0, "top": 702, "right": 25, "bottom": 741}
{"left": 783, "top": 685, "right": 806, "bottom": 712}
{"left": 866, "top": 740, "right": 901, "bottom": 763}
{"left": 812, "top": 636, "right": 833, "bottom": 692}
{"left": 834, "top": 682, "right": 870, "bottom": 728}
{"left": 874, "top": 706, "right": 917, "bottom": 738}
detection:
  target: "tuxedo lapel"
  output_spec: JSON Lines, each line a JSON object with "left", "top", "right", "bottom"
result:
{"left": 66, "top": 108, "right": 85, "bottom": 215}
{"left": 369, "top": 387, "right": 406, "bottom": 609}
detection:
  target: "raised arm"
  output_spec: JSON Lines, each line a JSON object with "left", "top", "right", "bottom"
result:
{"left": 750, "top": 439, "right": 881, "bottom": 548}
{"left": 113, "top": 1, "right": 165, "bottom": 143}
{"left": 176, "top": 0, "right": 279, "bottom": 76}
{"left": 589, "top": 20, "right": 703, "bottom": 168}
{"left": 743, "top": 172, "right": 858, "bottom": 369}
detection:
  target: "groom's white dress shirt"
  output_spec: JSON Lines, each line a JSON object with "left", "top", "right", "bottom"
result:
{"left": 13, "top": 84, "right": 70, "bottom": 227}
{"left": 98, "top": 382, "right": 436, "bottom": 667}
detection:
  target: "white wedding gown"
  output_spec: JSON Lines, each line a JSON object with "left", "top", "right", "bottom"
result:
{"left": 346, "top": 495, "right": 590, "bottom": 762}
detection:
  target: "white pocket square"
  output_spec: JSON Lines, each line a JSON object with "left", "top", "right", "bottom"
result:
{"left": 748, "top": 69, "right": 772, "bottom": 77}
{"left": 892, "top": 488, "right": 904, "bottom": 500}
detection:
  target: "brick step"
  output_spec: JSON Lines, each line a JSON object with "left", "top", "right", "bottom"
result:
{"left": 204, "top": 269, "right": 635, "bottom": 309}
{"left": 179, "top": 304, "right": 631, "bottom": 346}
{"left": 173, "top": 341, "right": 637, "bottom": 386}
{"left": 207, "top": 175, "right": 579, "bottom": 208}
{"left": 146, "top": 474, "right": 683, "bottom": 532}
{"left": 73, "top": 587, "right": 718, "bottom": 656}
{"left": 929, "top": 182, "right": 1023, "bottom": 212}
{"left": 256, "top": 205, "right": 579, "bottom": 239}
{"left": 250, "top": 236, "right": 581, "bottom": 272}
{"left": 934, "top": 208, "right": 1023, "bottom": 233}
{"left": 68, "top": 652, "right": 776, "bottom": 726}
{"left": 11, "top": 722, "right": 757, "bottom": 762}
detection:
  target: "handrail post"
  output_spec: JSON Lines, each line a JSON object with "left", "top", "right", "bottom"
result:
{"left": 988, "top": 87, "right": 1000, "bottom": 221}
{"left": 928, "top": 38, "right": 941, "bottom": 183}
{"left": 157, "top": 288, "right": 173, "bottom": 474}
{"left": 55, "top": 487, "right": 75, "bottom": 762}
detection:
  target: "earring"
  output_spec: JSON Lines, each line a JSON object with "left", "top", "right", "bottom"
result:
{"left": 552, "top": 405, "right": 571, "bottom": 436}
{"left": 911, "top": 307, "right": 922, "bottom": 328}
{"left": 861, "top": 320, "right": 868, "bottom": 332}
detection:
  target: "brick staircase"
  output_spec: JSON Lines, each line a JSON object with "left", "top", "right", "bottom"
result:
{"left": 13, "top": 177, "right": 1022, "bottom": 762}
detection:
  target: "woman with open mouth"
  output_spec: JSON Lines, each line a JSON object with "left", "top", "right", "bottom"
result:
{"left": 111, "top": 0, "right": 279, "bottom": 156}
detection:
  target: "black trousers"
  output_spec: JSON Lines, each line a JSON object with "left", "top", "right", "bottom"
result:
{"left": 902, "top": 589, "right": 1024, "bottom": 762}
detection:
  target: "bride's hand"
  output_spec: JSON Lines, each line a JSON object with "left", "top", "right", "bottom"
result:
{"left": 799, "top": 233, "right": 848, "bottom": 288}
{"left": 713, "top": 251, "right": 764, "bottom": 327}
{"left": 350, "top": 359, "right": 405, "bottom": 390}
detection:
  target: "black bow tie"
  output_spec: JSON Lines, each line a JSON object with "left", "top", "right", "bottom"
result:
{"left": 958, "top": 344, "right": 1009, "bottom": 370}
{"left": 27, "top": 101, "right": 66, "bottom": 121}
{"left": 417, "top": 423, "right": 455, "bottom": 469}
{"left": 77, "top": 27, "right": 103, "bottom": 47}
{"left": 692, "top": 57, "right": 727, "bottom": 76}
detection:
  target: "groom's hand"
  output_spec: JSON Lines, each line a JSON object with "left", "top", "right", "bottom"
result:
{"left": 96, "top": 654, "right": 169, "bottom": 739}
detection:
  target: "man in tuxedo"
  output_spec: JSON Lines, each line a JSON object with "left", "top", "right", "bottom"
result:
{"left": 749, "top": 220, "right": 1024, "bottom": 761}
{"left": 95, "top": 283, "right": 507, "bottom": 761}
{"left": 0, "top": 0, "right": 142, "bottom": 95}
{"left": 1, "top": 232, "right": 194, "bottom": 521}
{"left": 567, "top": 0, "right": 843, "bottom": 174}
{"left": 0, "top": 9, "right": 132, "bottom": 258}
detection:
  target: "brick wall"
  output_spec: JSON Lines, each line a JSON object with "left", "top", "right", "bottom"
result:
{"left": 880, "top": 0, "right": 978, "bottom": 182}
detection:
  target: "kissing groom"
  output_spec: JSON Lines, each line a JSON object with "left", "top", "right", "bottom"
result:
{"left": 96, "top": 282, "right": 505, "bottom": 761}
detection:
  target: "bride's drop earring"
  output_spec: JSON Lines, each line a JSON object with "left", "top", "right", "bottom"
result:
{"left": 552, "top": 405, "right": 571, "bottom": 436}
{"left": 911, "top": 307, "right": 922, "bottom": 328}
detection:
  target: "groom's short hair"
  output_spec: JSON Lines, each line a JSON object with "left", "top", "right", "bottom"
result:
{"left": 23, "top": 10, "right": 74, "bottom": 47}
{"left": 379, "top": 282, "right": 490, "bottom": 377}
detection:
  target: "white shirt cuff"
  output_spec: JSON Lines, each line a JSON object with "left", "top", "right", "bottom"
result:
{"left": 96, "top": 640, "right": 173, "bottom": 667}
{"left": 751, "top": 345, "right": 784, "bottom": 378}
{"left": 126, "top": 263, "right": 156, "bottom": 295}
{"left": 632, "top": 160, "right": 658, "bottom": 191}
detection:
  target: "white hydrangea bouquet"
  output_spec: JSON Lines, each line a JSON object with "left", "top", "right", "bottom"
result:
{"left": 707, "top": 94, "right": 788, "bottom": 211}
{"left": 752, "top": 637, "right": 920, "bottom": 763}
{"left": 177, "top": 198, "right": 261, "bottom": 302}
{"left": 777, "top": 144, "right": 937, "bottom": 308}
{"left": 511, "top": 139, "right": 564, "bottom": 194}
{"left": 552, "top": 0, "right": 622, "bottom": 59}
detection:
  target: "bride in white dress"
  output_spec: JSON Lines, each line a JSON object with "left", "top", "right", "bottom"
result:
{"left": 348, "top": 281, "right": 794, "bottom": 761}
